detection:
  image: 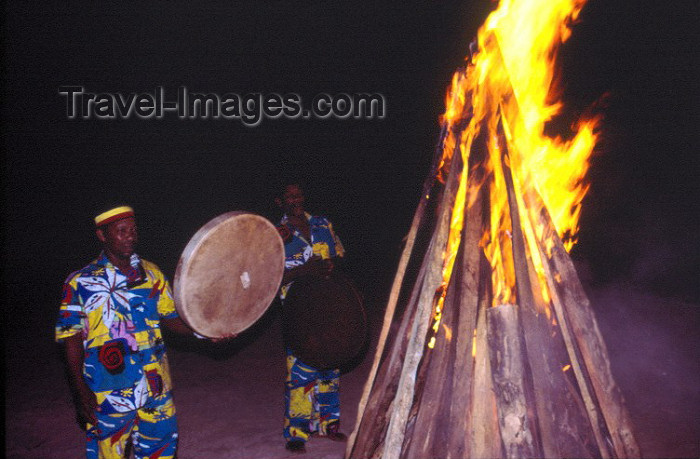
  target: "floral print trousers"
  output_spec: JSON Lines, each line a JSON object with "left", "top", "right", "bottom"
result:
{"left": 283, "top": 352, "right": 341, "bottom": 443}
{"left": 86, "top": 391, "right": 177, "bottom": 459}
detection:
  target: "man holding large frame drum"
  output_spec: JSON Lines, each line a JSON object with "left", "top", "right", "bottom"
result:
{"left": 275, "top": 182, "right": 351, "bottom": 454}
{"left": 56, "top": 205, "right": 228, "bottom": 459}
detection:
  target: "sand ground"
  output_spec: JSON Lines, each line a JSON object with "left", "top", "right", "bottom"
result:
{"left": 5, "top": 281, "right": 698, "bottom": 458}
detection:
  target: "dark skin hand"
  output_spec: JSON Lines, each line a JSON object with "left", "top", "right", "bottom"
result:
{"left": 162, "top": 316, "right": 236, "bottom": 341}
{"left": 64, "top": 315, "right": 233, "bottom": 425}
{"left": 161, "top": 316, "right": 196, "bottom": 336}
{"left": 67, "top": 216, "right": 237, "bottom": 425}
{"left": 64, "top": 333, "right": 99, "bottom": 425}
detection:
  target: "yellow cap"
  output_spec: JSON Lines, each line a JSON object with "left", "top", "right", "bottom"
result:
{"left": 94, "top": 206, "right": 134, "bottom": 226}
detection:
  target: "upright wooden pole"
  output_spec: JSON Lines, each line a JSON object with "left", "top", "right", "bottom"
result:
{"left": 383, "top": 134, "right": 465, "bottom": 459}
{"left": 526, "top": 190, "right": 641, "bottom": 458}
{"left": 499, "top": 140, "right": 545, "bottom": 458}
{"left": 487, "top": 304, "right": 539, "bottom": 458}
{"left": 500, "top": 120, "right": 605, "bottom": 457}
{"left": 403, "top": 251, "right": 463, "bottom": 458}
{"left": 523, "top": 193, "right": 614, "bottom": 457}
{"left": 401, "top": 166, "right": 484, "bottom": 459}
{"left": 446, "top": 177, "right": 483, "bottom": 458}
{"left": 347, "top": 123, "right": 447, "bottom": 457}
{"left": 470, "top": 271, "right": 502, "bottom": 459}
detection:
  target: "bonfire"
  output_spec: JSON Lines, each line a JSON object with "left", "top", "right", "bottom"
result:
{"left": 346, "top": 0, "right": 640, "bottom": 457}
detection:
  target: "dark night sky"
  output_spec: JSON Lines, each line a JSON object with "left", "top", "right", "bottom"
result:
{"left": 2, "top": 0, "right": 698, "bottom": 307}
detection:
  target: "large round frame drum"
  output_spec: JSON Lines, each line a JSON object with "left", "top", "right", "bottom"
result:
{"left": 282, "top": 271, "right": 367, "bottom": 370}
{"left": 174, "top": 212, "right": 284, "bottom": 338}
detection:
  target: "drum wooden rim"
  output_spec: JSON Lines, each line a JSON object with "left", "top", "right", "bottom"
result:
{"left": 174, "top": 211, "right": 284, "bottom": 338}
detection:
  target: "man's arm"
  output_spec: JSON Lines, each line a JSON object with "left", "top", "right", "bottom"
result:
{"left": 161, "top": 316, "right": 195, "bottom": 336}
{"left": 64, "top": 333, "right": 98, "bottom": 425}
{"left": 161, "top": 316, "right": 236, "bottom": 340}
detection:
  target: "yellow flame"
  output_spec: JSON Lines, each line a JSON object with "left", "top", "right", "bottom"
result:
{"left": 489, "top": 0, "right": 596, "bottom": 249}
{"left": 443, "top": 324, "right": 453, "bottom": 342}
{"left": 483, "top": 0, "right": 596, "bottom": 307}
{"left": 429, "top": 0, "right": 597, "bottom": 343}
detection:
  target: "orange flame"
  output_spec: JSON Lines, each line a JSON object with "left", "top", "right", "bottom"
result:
{"left": 431, "top": 0, "right": 598, "bottom": 322}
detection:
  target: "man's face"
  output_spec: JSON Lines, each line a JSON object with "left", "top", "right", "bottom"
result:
{"left": 280, "top": 184, "right": 306, "bottom": 218}
{"left": 97, "top": 217, "right": 138, "bottom": 260}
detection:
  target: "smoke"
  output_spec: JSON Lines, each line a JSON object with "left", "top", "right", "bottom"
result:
{"left": 588, "top": 283, "right": 700, "bottom": 458}
{"left": 627, "top": 212, "right": 700, "bottom": 302}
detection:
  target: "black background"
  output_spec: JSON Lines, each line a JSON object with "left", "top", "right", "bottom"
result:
{"left": 2, "top": 0, "right": 698, "bottom": 310}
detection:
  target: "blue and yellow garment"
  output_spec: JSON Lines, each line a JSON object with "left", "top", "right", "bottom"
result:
{"left": 284, "top": 352, "right": 341, "bottom": 442}
{"left": 277, "top": 213, "right": 345, "bottom": 442}
{"left": 56, "top": 252, "right": 178, "bottom": 412}
{"left": 277, "top": 212, "right": 345, "bottom": 299}
{"left": 57, "top": 252, "right": 179, "bottom": 458}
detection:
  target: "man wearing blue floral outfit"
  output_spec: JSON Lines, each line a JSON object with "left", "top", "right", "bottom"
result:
{"left": 275, "top": 183, "right": 348, "bottom": 454}
{"left": 56, "top": 206, "right": 199, "bottom": 459}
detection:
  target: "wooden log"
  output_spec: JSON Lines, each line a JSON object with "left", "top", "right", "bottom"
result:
{"left": 348, "top": 118, "right": 452, "bottom": 458}
{"left": 348, "top": 134, "right": 465, "bottom": 458}
{"left": 400, "top": 154, "right": 485, "bottom": 459}
{"left": 493, "top": 17, "right": 619, "bottom": 441}
{"left": 402, "top": 253, "right": 462, "bottom": 458}
{"left": 348, "top": 244, "right": 430, "bottom": 458}
{"left": 487, "top": 304, "right": 539, "bottom": 458}
{"left": 525, "top": 191, "right": 641, "bottom": 458}
{"left": 498, "top": 133, "right": 547, "bottom": 457}
{"left": 500, "top": 117, "right": 603, "bottom": 458}
{"left": 525, "top": 200, "right": 614, "bottom": 457}
{"left": 446, "top": 177, "right": 484, "bottom": 458}
{"left": 469, "top": 267, "right": 502, "bottom": 459}
{"left": 382, "top": 131, "right": 466, "bottom": 459}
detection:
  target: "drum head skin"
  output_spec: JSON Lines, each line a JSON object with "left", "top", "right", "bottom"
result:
{"left": 175, "top": 212, "right": 284, "bottom": 338}
{"left": 283, "top": 271, "right": 367, "bottom": 370}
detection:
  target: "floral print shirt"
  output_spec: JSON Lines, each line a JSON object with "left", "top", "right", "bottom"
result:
{"left": 277, "top": 213, "right": 345, "bottom": 299}
{"left": 56, "top": 252, "right": 178, "bottom": 413}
